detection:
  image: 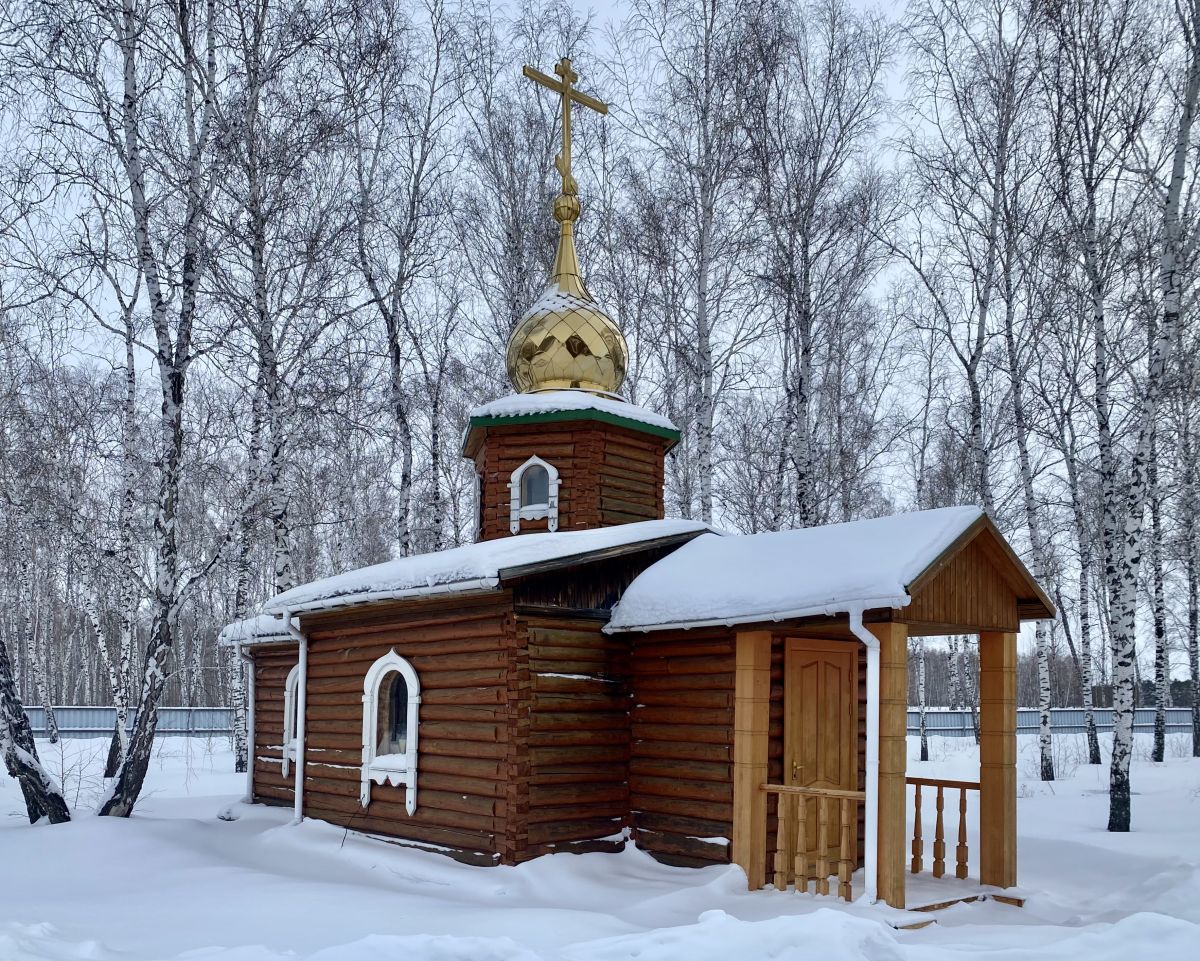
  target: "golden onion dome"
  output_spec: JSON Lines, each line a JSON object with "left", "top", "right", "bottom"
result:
{"left": 506, "top": 193, "right": 627, "bottom": 396}
{"left": 506, "top": 55, "right": 626, "bottom": 397}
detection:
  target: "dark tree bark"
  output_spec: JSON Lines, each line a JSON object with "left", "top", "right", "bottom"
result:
{"left": 0, "top": 633, "right": 70, "bottom": 823}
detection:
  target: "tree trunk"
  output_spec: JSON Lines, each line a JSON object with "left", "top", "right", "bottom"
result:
{"left": 100, "top": 277, "right": 189, "bottom": 819}
{"left": 962, "top": 638, "right": 980, "bottom": 745}
{"left": 947, "top": 635, "right": 961, "bottom": 710}
{"left": 1181, "top": 374, "right": 1200, "bottom": 757}
{"left": 1036, "top": 621, "right": 1055, "bottom": 780}
{"left": 1150, "top": 425, "right": 1168, "bottom": 763}
{"left": 917, "top": 636, "right": 929, "bottom": 762}
{"left": 1190, "top": 535, "right": 1199, "bottom": 757}
{"left": 1107, "top": 18, "right": 1200, "bottom": 830}
{"left": 1066, "top": 452, "right": 1102, "bottom": 763}
{"left": 0, "top": 633, "right": 70, "bottom": 823}
{"left": 86, "top": 595, "right": 130, "bottom": 779}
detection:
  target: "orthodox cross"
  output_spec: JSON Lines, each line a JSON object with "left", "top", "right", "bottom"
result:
{"left": 522, "top": 57, "right": 608, "bottom": 198}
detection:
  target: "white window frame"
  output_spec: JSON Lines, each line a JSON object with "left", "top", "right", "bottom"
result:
{"left": 508, "top": 455, "right": 560, "bottom": 534}
{"left": 360, "top": 649, "right": 421, "bottom": 814}
{"left": 282, "top": 663, "right": 301, "bottom": 778}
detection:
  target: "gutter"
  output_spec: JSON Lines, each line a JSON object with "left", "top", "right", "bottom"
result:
{"left": 847, "top": 608, "right": 880, "bottom": 905}
{"left": 283, "top": 609, "right": 308, "bottom": 825}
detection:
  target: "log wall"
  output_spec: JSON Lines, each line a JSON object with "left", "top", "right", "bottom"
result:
{"left": 295, "top": 592, "right": 517, "bottom": 864}
{"left": 628, "top": 628, "right": 736, "bottom": 867}
{"left": 473, "top": 420, "right": 670, "bottom": 541}
{"left": 522, "top": 615, "right": 632, "bottom": 859}
{"left": 251, "top": 645, "right": 298, "bottom": 806}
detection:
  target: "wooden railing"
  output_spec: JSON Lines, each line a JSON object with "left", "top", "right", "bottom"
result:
{"left": 763, "top": 784, "right": 864, "bottom": 901}
{"left": 907, "top": 776, "right": 978, "bottom": 880}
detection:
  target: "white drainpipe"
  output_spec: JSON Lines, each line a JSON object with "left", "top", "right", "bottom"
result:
{"left": 235, "top": 643, "right": 256, "bottom": 803}
{"left": 284, "top": 609, "right": 308, "bottom": 825}
{"left": 848, "top": 608, "right": 880, "bottom": 904}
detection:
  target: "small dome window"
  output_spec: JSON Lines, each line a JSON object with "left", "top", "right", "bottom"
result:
{"left": 521, "top": 464, "right": 550, "bottom": 508}
{"left": 509, "top": 456, "right": 560, "bottom": 533}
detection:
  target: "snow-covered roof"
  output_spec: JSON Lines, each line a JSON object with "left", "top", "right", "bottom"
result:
{"left": 606, "top": 506, "right": 987, "bottom": 633}
{"left": 467, "top": 390, "right": 678, "bottom": 435}
{"left": 217, "top": 612, "right": 293, "bottom": 647}
{"left": 263, "top": 518, "right": 712, "bottom": 616}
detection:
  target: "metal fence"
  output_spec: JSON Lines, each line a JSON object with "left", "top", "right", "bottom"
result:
{"left": 22, "top": 704, "right": 1197, "bottom": 739}
{"left": 25, "top": 706, "right": 233, "bottom": 739}
{"left": 909, "top": 707, "right": 1195, "bottom": 737}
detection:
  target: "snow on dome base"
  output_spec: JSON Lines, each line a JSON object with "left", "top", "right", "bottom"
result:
{"left": 468, "top": 389, "right": 678, "bottom": 433}
{"left": 606, "top": 506, "right": 987, "bottom": 633}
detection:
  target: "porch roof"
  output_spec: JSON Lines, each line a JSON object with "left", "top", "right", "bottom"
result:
{"left": 606, "top": 506, "right": 1053, "bottom": 633}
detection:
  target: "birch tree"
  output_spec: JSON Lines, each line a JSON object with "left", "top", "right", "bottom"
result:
{"left": 1096, "top": 0, "right": 1199, "bottom": 831}
{"left": 615, "top": 0, "right": 761, "bottom": 524}
{"left": 11, "top": 0, "right": 230, "bottom": 815}
{"left": 335, "top": 0, "right": 462, "bottom": 555}
{"left": 739, "top": 0, "right": 894, "bottom": 528}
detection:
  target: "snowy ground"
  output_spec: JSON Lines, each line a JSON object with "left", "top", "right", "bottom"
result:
{"left": 2, "top": 733, "right": 1198, "bottom": 961}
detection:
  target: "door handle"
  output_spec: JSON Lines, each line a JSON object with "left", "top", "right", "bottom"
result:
{"left": 792, "top": 761, "right": 801, "bottom": 782}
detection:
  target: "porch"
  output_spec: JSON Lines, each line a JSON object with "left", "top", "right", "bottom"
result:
{"left": 732, "top": 625, "right": 1019, "bottom": 910}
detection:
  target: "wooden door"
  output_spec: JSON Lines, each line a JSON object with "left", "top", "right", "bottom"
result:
{"left": 784, "top": 639, "right": 858, "bottom": 861}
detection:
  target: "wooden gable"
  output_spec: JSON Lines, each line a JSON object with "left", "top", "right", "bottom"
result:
{"left": 888, "top": 517, "right": 1054, "bottom": 636}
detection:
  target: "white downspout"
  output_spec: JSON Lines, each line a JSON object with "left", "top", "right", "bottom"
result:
{"left": 236, "top": 643, "right": 255, "bottom": 803}
{"left": 284, "top": 610, "right": 308, "bottom": 825}
{"left": 848, "top": 608, "right": 880, "bottom": 904}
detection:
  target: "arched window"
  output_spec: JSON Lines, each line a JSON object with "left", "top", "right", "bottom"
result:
{"left": 361, "top": 650, "right": 421, "bottom": 813}
{"left": 508, "top": 455, "right": 560, "bottom": 533}
{"left": 521, "top": 464, "right": 550, "bottom": 508}
{"left": 282, "top": 663, "right": 301, "bottom": 777}
{"left": 377, "top": 673, "right": 408, "bottom": 755}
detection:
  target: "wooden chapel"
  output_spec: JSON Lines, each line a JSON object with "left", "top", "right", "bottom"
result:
{"left": 221, "top": 56, "right": 1052, "bottom": 912}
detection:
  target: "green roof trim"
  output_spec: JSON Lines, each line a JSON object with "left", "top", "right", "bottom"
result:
{"left": 468, "top": 408, "right": 681, "bottom": 444}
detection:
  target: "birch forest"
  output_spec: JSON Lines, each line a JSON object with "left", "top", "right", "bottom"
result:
{"left": 1, "top": 0, "right": 1199, "bottom": 828}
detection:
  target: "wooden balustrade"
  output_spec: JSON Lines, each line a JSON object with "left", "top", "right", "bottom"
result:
{"left": 763, "top": 784, "right": 864, "bottom": 901}
{"left": 907, "top": 777, "right": 978, "bottom": 881}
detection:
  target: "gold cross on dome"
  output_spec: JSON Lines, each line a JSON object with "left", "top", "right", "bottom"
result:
{"left": 523, "top": 57, "right": 608, "bottom": 198}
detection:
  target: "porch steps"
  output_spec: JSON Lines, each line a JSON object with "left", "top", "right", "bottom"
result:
{"left": 909, "top": 891, "right": 1026, "bottom": 913}
{"left": 888, "top": 916, "right": 936, "bottom": 931}
{"left": 889, "top": 888, "right": 1026, "bottom": 927}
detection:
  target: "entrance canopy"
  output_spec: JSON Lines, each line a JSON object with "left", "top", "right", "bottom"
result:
{"left": 607, "top": 506, "right": 1053, "bottom": 635}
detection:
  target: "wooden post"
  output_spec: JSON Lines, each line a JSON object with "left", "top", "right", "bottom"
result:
{"left": 794, "top": 786, "right": 808, "bottom": 893}
{"left": 733, "top": 631, "right": 772, "bottom": 889}
{"left": 870, "top": 621, "right": 908, "bottom": 908}
{"left": 774, "top": 792, "right": 793, "bottom": 890}
{"left": 979, "top": 630, "right": 1017, "bottom": 888}
{"left": 816, "top": 795, "right": 830, "bottom": 895}
{"left": 933, "top": 786, "right": 946, "bottom": 878}
{"left": 838, "top": 797, "right": 854, "bottom": 901}
{"left": 955, "top": 788, "right": 969, "bottom": 879}
{"left": 911, "top": 784, "right": 923, "bottom": 874}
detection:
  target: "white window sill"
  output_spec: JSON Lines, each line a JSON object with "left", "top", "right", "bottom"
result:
{"left": 367, "top": 754, "right": 411, "bottom": 788}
